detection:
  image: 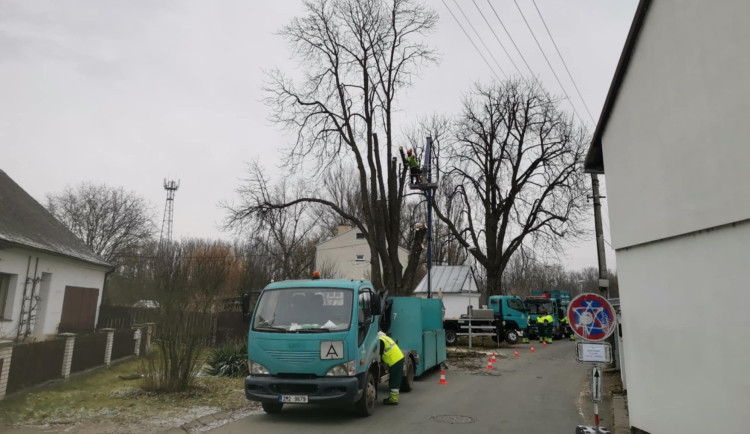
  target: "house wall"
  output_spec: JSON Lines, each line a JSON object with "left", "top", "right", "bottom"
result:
{"left": 315, "top": 230, "right": 409, "bottom": 281}
{"left": 600, "top": 2, "right": 750, "bottom": 432}
{"left": 0, "top": 247, "right": 108, "bottom": 340}
{"left": 602, "top": 0, "right": 750, "bottom": 250}
{"left": 616, "top": 220, "right": 750, "bottom": 433}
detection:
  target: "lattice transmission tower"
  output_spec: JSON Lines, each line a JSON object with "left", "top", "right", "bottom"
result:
{"left": 159, "top": 179, "right": 180, "bottom": 247}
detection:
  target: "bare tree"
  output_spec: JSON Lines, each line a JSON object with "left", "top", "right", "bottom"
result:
{"left": 228, "top": 0, "right": 437, "bottom": 294}
{"left": 46, "top": 183, "right": 155, "bottom": 264}
{"left": 435, "top": 80, "right": 588, "bottom": 300}
{"left": 226, "top": 163, "right": 320, "bottom": 281}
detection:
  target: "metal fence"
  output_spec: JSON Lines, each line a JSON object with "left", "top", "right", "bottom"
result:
{"left": 70, "top": 332, "right": 107, "bottom": 374}
{"left": 111, "top": 330, "right": 135, "bottom": 360}
{"left": 6, "top": 338, "right": 66, "bottom": 395}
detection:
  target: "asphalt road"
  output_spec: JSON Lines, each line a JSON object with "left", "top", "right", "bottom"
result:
{"left": 210, "top": 340, "right": 600, "bottom": 434}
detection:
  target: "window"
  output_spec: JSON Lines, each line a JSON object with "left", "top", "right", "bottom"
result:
{"left": 356, "top": 233, "right": 365, "bottom": 239}
{"left": 355, "top": 254, "right": 365, "bottom": 262}
{"left": 507, "top": 299, "right": 525, "bottom": 312}
{"left": 0, "top": 273, "right": 14, "bottom": 320}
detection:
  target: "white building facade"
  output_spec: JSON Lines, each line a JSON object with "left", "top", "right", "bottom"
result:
{"left": 314, "top": 226, "right": 409, "bottom": 281}
{"left": 584, "top": 1, "right": 750, "bottom": 432}
{"left": 0, "top": 169, "right": 111, "bottom": 341}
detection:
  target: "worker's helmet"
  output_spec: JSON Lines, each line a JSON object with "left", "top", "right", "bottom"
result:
{"left": 312, "top": 270, "right": 321, "bottom": 280}
{"left": 407, "top": 149, "right": 412, "bottom": 155}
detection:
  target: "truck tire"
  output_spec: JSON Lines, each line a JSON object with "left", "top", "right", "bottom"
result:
{"left": 355, "top": 370, "right": 376, "bottom": 417}
{"left": 445, "top": 329, "right": 457, "bottom": 346}
{"left": 401, "top": 357, "right": 414, "bottom": 392}
{"left": 261, "top": 401, "right": 283, "bottom": 414}
{"left": 505, "top": 329, "right": 519, "bottom": 345}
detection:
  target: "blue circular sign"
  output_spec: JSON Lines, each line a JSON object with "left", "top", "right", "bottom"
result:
{"left": 567, "top": 293, "right": 616, "bottom": 341}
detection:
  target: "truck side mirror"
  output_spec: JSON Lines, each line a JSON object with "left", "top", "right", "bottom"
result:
{"left": 371, "top": 296, "right": 381, "bottom": 316}
{"left": 241, "top": 293, "right": 251, "bottom": 323}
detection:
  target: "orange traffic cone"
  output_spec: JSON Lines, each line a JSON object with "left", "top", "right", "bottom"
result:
{"left": 513, "top": 348, "right": 520, "bottom": 358}
{"left": 438, "top": 369, "right": 448, "bottom": 385}
{"left": 530, "top": 344, "right": 536, "bottom": 353}
{"left": 543, "top": 340, "right": 547, "bottom": 348}
{"left": 486, "top": 358, "right": 494, "bottom": 370}
{"left": 490, "top": 352, "right": 497, "bottom": 363}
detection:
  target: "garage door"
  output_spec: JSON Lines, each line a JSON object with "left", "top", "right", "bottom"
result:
{"left": 59, "top": 286, "right": 99, "bottom": 333}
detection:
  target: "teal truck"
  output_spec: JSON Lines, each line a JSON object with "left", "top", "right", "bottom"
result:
{"left": 487, "top": 295, "right": 529, "bottom": 343}
{"left": 524, "top": 296, "right": 564, "bottom": 340}
{"left": 241, "top": 278, "right": 446, "bottom": 416}
{"left": 442, "top": 294, "right": 528, "bottom": 345}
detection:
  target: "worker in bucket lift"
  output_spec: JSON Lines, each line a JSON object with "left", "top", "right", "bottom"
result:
{"left": 537, "top": 307, "right": 553, "bottom": 344}
{"left": 378, "top": 331, "right": 405, "bottom": 405}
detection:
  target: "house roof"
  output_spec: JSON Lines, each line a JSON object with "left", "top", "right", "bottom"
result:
{"left": 0, "top": 169, "right": 111, "bottom": 268}
{"left": 584, "top": 0, "right": 652, "bottom": 174}
{"left": 413, "top": 265, "right": 476, "bottom": 294}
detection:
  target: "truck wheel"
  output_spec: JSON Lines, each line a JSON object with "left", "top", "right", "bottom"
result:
{"left": 505, "top": 330, "right": 519, "bottom": 345}
{"left": 355, "top": 370, "right": 376, "bottom": 417}
{"left": 401, "top": 357, "right": 414, "bottom": 392}
{"left": 262, "top": 401, "right": 283, "bottom": 414}
{"left": 445, "top": 329, "right": 457, "bottom": 346}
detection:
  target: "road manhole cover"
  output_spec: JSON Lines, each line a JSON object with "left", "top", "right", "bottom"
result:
{"left": 430, "top": 414, "right": 476, "bottom": 424}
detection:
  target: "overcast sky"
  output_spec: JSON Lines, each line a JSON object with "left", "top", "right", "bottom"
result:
{"left": 0, "top": 0, "right": 636, "bottom": 271}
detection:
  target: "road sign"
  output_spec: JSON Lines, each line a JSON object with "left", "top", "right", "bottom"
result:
{"left": 591, "top": 365, "right": 603, "bottom": 403}
{"left": 576, "top": 342, "right": 612, "bottom": 364}
{"left": 567, "top": 293, "right": 617, "bottom": 341}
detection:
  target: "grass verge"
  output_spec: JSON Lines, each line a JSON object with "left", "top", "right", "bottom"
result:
{"left": 0, "top": 357, "right": 258, "bottom": 431}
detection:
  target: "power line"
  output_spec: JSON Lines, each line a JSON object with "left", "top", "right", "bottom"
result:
{"left": 441, "top": 0, "right": 504, "bottom": 82}
{"left": 471, "top": 0, "right": 525, "bottom": 79}
{"left": 511, "top": 0, "right": 586, "bottom": 127}
{"left": 450, "top": 0, "right": 508, "bottom": 79}
{"left": 530, "top": 0, "right": 596, "bottom": 124}
{"left": 485, "top": 0, "right": 537, "bottom": 81}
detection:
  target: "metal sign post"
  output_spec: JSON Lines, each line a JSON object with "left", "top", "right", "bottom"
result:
{"left": 572, "top": 294, "right": 616, "bottom": 434}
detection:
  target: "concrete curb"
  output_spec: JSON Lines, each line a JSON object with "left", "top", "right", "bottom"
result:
{"left": 611, "top": 394, "right": 629, "bottom": 434}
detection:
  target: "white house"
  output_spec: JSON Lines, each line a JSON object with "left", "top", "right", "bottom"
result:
{"left": 0, "top": 169, "right": 112, "bottom": 341}
{"left": 584, "top": 1, "right": 750, "bottom": 432}
{"left": 414, "top": 266, "right": 478, "bottom": 319}
{"left": 314, "top": 225, "right": 409, "bottom": 281}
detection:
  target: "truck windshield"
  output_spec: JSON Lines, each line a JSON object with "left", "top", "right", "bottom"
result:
{"left": 252, "top": 288, "right": 353, "bottom": 332}
{"left": 526, "top": 301, "right": 554, "bottom": 315}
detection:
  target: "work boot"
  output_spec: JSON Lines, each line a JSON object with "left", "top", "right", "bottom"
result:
{"left": 383, "top": 390, "right": 399, "bottom": 405}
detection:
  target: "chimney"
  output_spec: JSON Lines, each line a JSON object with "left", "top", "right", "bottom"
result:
{"left": 337, "top": 225, "right": 351, "bottom": 236}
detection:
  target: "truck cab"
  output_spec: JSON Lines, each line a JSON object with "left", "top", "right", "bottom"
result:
{"left": 243, "top": 278, "right": 444, "bottom": 416}
{"left": 524, "top": 297, "right": 563, "bottom": 340}
{"left": 488, "top": 295, "right": 528, "bottom": 341}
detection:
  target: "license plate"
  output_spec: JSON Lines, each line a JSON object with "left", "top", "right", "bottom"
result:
{"left": 280, "top": 395, "right": 308, "bottom": 403}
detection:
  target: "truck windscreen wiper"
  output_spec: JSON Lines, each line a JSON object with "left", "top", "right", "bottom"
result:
{"left": 254, "top": 326, "right": 288, "bottom": 332}
{"left": 295, "top": 328, "right": 331, "bottom": 333}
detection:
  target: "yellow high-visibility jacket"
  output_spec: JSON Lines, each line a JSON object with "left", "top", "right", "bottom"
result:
{"left": 379, "top": 334, "right": 405, "bottom": 366}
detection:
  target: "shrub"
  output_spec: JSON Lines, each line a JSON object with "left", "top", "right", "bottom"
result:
{"left": 204, "top": 340, "right": 248, "bottom": 377}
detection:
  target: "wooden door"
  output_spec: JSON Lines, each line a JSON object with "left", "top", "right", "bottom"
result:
{"left": 59, "top": 286, "right": 99, "bottom": 332}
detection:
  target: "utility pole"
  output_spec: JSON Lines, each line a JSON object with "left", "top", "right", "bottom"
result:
{"left": 590, "top": 173, "right": 609, "bottom": 299}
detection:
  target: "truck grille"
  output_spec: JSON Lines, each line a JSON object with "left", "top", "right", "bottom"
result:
{"left": 270, "top": 383, "right": 319, "bottom": 394}
{"left": 265, "top": 350, "right": 319, "bottom": 364}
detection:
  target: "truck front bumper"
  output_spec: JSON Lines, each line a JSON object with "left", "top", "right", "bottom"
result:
{"left": 245, "top": 375, "right": 362, "bottom": 405}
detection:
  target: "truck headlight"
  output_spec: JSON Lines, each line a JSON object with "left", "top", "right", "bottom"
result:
{"left": 325, "top": 360, "right": 356, "bottom": 377}
{"left": 247, "top": 359, "right": 270, "bottom": 375}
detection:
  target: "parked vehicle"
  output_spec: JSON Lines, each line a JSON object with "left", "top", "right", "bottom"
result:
{"left": 524, "top": 296, "right": 564, "bottom": 340}
{"left": 442, "top": 295, "right": 527, "bottom": 345}
{"left": 241, "top": 277, "right": 446, "bottom": 416}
